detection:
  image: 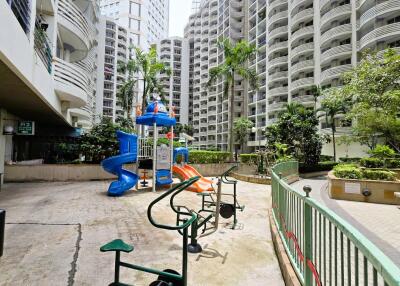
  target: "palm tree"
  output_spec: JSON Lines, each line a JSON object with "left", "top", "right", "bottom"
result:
{"left": 317, "top": 87, "right": 350, "bottom": 161}
{"left": 116, "top": 58, "right": 137, "bottom": 120}
{"left": 207, "top": 39, "right": 258, "bottom": 159}
{"left": 310, "top": 84, "right": 322, "bottom": 112}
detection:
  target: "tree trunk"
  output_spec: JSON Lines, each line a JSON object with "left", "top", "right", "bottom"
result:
{"left": 141, "top": 80, "right": 147, "bottom": 114}
{"left": 229, "top": 74, "right": 235, "bottom": 161}
{"left": 332, "top": 123, "right": 336, "bottom": 162}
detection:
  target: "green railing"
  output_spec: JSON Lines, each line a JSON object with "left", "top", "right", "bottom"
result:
{"left": 271, "top": 161, "right": 400, "bottom": 286}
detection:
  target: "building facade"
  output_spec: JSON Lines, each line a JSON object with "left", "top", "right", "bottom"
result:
{"left": 156, "top": 37, "right": 190, "bottom": 125}
{"left": 99, "top": 0, "right": 169, "bottom": 51}
{"left": 0, "top": 0, "right": 99, "bottom": 183}
{"left": 185, "top": 0, "right": 400, "bottom": 156}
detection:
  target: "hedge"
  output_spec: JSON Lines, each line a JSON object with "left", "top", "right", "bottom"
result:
{"left": 240, "top": 154, "right": 258, "bottom": 164}
{"left": 360, "top": 157, "right": 385, "bottom": 168}
{"left": 362, "top": 169, "right": 396, "bottom": 181}
{"left": 333, "top": 164, "right": 362, "bottom": 179}
{"left": 299, "top": 161, "right": 338, "bottom": 173}
{"left": 188, "top": 151, "right": 231, "bottom": 164}
{"left": 339, "top": 157, "right": 361, "bottom": 163}
{"left": 385, "top": 159, "right": 400, "bottom": 169}
{"left": 320, "top": 155, "right": 334, "bottom": 161}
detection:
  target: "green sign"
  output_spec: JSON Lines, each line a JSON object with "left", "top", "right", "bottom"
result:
{"left": 17, "top": 121, "right": 35, "bottom": 135}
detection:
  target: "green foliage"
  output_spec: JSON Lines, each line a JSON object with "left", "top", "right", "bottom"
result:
{"left": 385, "top": 159, "right": 400, "bottom": 169}
{"left": 188, "top": 151, "right": 230, "bottom": 164}
{"left": 240, "top": 154, "right": 258, "bottom": 164}
{"left": 299, "top": 161, "right": 338, "bottom": 173}
{"left": 333, "top": 164, "right": 363, "bottom": 179}
{"left": 339, "top": 157, "right": 361, "bottom": 164}
{"left": 156, "top": 138, "right": 182, "bottom": 148}
{"left": 320, "top": 155, "right": 334, "bottom": 161}
{"left": 368, "top": 144, "right": 396, "bottom": 159}
{"left": 265, "top": 103, "right": 324, "bottom": 166}
{"left": 207, "top": 38, "right": 258, "bottom": 155}
{"left": 360, "top": 157, "right": 385, "bottom": 168}
{"left": 362, "top": 169, "right": 396, "bottom": 181}
{"left": 79, "top": 118, "right": 135, "bottom": 163}
{"left": 233, "top": 118, "right": 254, "bottom": 150}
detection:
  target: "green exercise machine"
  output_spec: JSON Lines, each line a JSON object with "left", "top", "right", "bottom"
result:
{"left": 100, "top": 177, "right": 200, "bottom": 286}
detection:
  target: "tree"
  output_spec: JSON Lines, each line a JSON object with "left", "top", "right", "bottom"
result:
{"left": 233, "top": 117, "right": 254, "bottom": 153}
{"left": 310, "top": 84, "right": 322, "bottom": 111}
{"left": 265, "top": 102, "right": 325, "bottom": 166}
{"left": 317, "top": 87, "right": 350, "bottom": 161}
{"left": 342, "top": 48, "right": 400, "bottom": 151}
{"left": 207, "top": 38, "right": 259, "bottom": 160}
{"left": 117, "top": 58, "right": 137, "bottom": 120}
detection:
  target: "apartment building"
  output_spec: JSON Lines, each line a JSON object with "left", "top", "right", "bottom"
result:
{"left": 0, "top": 0, "right": 99, "bottom": 183}
{"left": 99, "top": 0, "right": 169, "bottom": 51}
{"left": 184, "top": 0, "right": 248, "bottom": 150}
{"left": 156, "top": 37, "right": 190, "bottom": 125}
{"left": 96, "top": 17, "right": 130, "bottom": 122}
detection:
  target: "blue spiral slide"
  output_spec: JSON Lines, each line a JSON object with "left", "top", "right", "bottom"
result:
{"left": 101, "top": 131, "right": 139, "bottom": 196}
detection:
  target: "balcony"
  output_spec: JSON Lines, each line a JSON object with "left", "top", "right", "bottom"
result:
{"left": 268, "top": 25, "right": 288, "bottom": 40}
{"left": 359, "top": 0, "right": 400, "bottom": 28}
{"left": 320, "top": 64, "right": 352, "bottom": 84}
{"left": 291, "top": 25, "right": 314, "bottom": 44}
{"left": 320, "top": 44, "right": 352, "bottom": 65}
{"left": 291, "top": 59, "right": 314, "bottom": 75}
{"left": 54, "top": 57, "right": 89, "bottom": 107}
{"left": 269, "top": 86, "right": 288, "bottom": 97}
{"left": 320, "top": 4, "right": 351, "bottom": 29}
{"left": 359, "top": 22, "right": 400, "bottom": 51}
{"left": 269, "top": 70, "right": 288, "bottom": 81}
{"left": 269, "top": 40, "right": 288, "bottom": 54}
{"left": 268, "top": 56, "right": 288, "bottom": 70}
{"left": 268, "top": 101, "right": 286, "bottom": 111}
{"left": 269, "top": 0, "right": 288, "bottom": 13}
{"left": 320, "top": 24, "right": 352, "bottom": 46}
{"left": 290, "top": 77, "right": 314, "bottom": 91}
{"left": 291, "top": 8, "right": 313, "bottom": 27}
{"left": 291, "top": 42, "right": 313, "bottom": 58}
{"left": 268, "top": 10, "right": 288, "bottom": 25}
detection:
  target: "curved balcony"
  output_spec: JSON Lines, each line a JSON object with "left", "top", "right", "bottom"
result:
{"left": 54, "top": 57, "right": 89, "bottom": 108}
{"left": 320, "top": 64, "right": 352, "bottom": 84}
{"left": 320, "top": 44, "right": 352, "bottom": 65}
{"left": 290, "top": 77, "right": 314, "bottom": 91}
{"left": 291, "top": 26, "right": 314, "bottom": 44}
{"left": 292, "top": 95, "right": 314, "bottom": 105}
{"left": 269, "top": 86, "right": 288, "bottom": 97}
{"left": 291, "top": 42, "right": 314, "bottom": 58}
{"left": 268, "top": 56, "right": 288, "bottom": 70}
{"left": 320, "top": 0, "right": 332, "bottom": 11}
{"left": 359, "top": 22, "right": 400, "bottom": 50}
{"left": 360, "top": 0, "right": 400, "bottom": 28}
{"left": 290, "top": 0, "right": 311, "bottom": 15}
{"left": 291, "top": 59, "right": 314, "bottom": 75}
{"left": 269, "top": 71, "right": 288, "bottom": 81}
{"left": 268, "top": 101, "right": 286, "bottom": 111}
{"left": 269, "top": 40, "right": 288, "bottom": 54}
{"left": 320, "top": 4, "right": 351, "bottom": 30}
{"left": 292, "top": 8, "right": 313, "bottom": 28}
{"left": 69, "top": 108, "right": 91, "bottom": 121}
{"left": 269, "top": 0, "right": 288, "bottom": 14}
{"left": 320, "top": 24, "right": 352, "bottom": 46}
{"left": 57, "top": 0, "right": 92, "bottom": 61}
{"left": 268, "top": 10, "right": 288, "bottom": 26}
{"left": 269, "top": 25, "right": 288, "bottom": 40}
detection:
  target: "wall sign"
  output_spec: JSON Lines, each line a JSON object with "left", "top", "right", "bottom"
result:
{"left": 345, "top": 182, "right": 361, "bottom": 194}
{"left": 17, "top": 121, "right": 35, "bottom": 135}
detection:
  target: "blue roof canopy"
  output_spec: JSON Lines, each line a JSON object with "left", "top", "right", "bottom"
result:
{"left": 136, "top": 101, "right": 176, "bottom": 127}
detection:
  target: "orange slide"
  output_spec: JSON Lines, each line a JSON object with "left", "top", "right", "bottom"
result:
{"left": 172, "top": 164, "right": 214, "bottom": 193}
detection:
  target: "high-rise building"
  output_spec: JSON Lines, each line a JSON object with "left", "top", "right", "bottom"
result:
{"left": 0, "top": 0, "right": 99, "bottom": 183}
{"left": 96, "top": 17, "right": 130, "bottom": 122}
{"left": 99, "top": 0, "right": 170, "bottom": 51}
{"left": 156, "top": 37, "right": 190, "bottom": 125}
{"left": 184, "top": 0, "right": 247, "bottom": 150}
{"left": 185, "top": 0, "right": 400, "bottom": 156}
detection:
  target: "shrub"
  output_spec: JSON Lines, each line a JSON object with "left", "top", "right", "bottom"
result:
{"left": 339, "top": 157, "right": 361, "bottom": 164}
{"left": 386, "top": 159, "right": 400, "bottom": 169}
{"left": 188, "top": 151, "right": 230, "bottom": 164}
{"left": 320, "top": 155, "right": 334, "bottom": 161}
{"left": 240, "top": 154, "right": 258, "bottom": 164}
{"left": 299, "top": 161, "right": 338, "bottom": 173}
{"left": 156, "top": 138, "right": 182, "bottom": 148}
{"left": 333, "top": 164, "right": 362, "bottom": 179}
{"left": 362, "top": 169, "right": 396, "bottom": 181}
{"left": 368, "top": 144, "right": 396, "bottom": 159}
{"left": 360, "top": 157, "right": 384, "bottom": 168}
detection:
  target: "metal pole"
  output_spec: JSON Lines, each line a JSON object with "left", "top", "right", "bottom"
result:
{"left": 214, "top": 178, "right": 222, "bottom": 228}
{"left": 170, "top": 126, "right": 174, "bottom": 176}
{"left": 182, "top": 226, "right": 188, "bottom": 286}
{"left": 303, "top": 185, "right": 313, "bottom": 286}
{"left": 114, "top": 251, "right": 120, "bottom": 284}
{"left": 0, "top": 209, "right": 5, "bottom": 257}
{"left": 153, "top": 122, "right": 157, "bottom": 192}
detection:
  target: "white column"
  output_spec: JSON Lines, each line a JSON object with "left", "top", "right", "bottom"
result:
{"left": 152, "top": 122, "right": 157, "bottom": 192}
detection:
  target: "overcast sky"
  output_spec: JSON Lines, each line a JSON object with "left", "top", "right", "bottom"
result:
{"left": 169, "top": 0, "right": 192, "bottom": 37}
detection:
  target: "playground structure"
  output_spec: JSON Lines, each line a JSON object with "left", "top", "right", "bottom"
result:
{"left": 101, "top": 177, "right": 200, "bottom": 286}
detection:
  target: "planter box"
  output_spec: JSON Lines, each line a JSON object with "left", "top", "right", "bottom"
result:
{"left": 328, "top": 171, "right": 400, "bottom": 205}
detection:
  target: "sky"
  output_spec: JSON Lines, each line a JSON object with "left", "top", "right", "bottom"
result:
{"left": 169, "top": 0, "right": 193, "bottom": 37}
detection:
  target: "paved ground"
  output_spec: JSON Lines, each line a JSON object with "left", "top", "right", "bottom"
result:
{"left": 0, "top": 180, "right": 284, "bottom": 286}
{"left": 292, "top": 177, "right": 400, "bottom": 267}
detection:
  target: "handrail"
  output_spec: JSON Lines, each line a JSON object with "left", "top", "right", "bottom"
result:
{"left": 271, "top": 161, "right": 400, "bottom": 286}
{"left": 147, "top": 177, "right": 199, "bottom": 230}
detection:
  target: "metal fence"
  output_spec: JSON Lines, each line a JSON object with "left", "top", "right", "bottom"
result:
{"left": 271, "top": 161, "right": 400, "bottom": 286}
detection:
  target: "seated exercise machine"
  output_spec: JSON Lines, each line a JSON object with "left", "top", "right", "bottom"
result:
{"left": 100, "top": 177, "right": 200, "bottom": 286}
{"left": 199, "top": 165, "right": 245, "bottom": 229}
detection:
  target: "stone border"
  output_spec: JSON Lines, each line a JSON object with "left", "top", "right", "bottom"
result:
{"left": 231, "top": 172, "right": 271, "bottom": 185}
{"left": 269, "top": 210, "right": 301, "bottom": 286}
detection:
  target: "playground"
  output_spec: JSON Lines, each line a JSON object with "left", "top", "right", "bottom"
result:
{"left": 0, "top": 179, "right": 284, "bottom": 285}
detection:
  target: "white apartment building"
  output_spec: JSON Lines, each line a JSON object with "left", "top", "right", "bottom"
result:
{"left": 185, "top": 0, "right": 400, "bottom": 157}
{"left": 156, "top": 37, "right": 190, "bottom": 125}
{"left": 184, "top": 0, "right": 247, "bottom": 150}
{"left": 96, "top": 17, "right": 129, "bottom": 122}
{"left": 99, "top": 0, "right": 170, "bottom": 51}
{"left": 0, "top": 0, "right": 99, "bottom": 183}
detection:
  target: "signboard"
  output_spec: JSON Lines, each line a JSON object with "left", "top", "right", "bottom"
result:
{"left": 156, "top": 145, "right": 171, "bottom": 170}
{"left": 344, "top": 182, "right": 361, "bottom": 194}
{"left": 17, "top": 121, "right": 35, "bottom": 135}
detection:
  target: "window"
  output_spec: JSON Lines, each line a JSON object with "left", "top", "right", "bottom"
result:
{"left": 130, "top": 2, "right": 140, "bottom": 16}
{"left": 130, "top": 33, "right": 140, "bottom": 46}
{"left": 129, "top": 18, "right": 140, "bottom": 30}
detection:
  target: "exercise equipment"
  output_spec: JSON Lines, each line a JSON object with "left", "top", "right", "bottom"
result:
{"left": 0, "top": 209, "right": 5, "bottom": 257}
{"left": 199, "top": 165, "right": 245, "bottom": 229}
{"left": 172, "top": 147, "right": 213, "bottom": 193}
{"left": 100, "top": 177, "right": 200, "bottom": 286}
{"left": 101, "top": 131, "right": 139, "bottom": 196}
